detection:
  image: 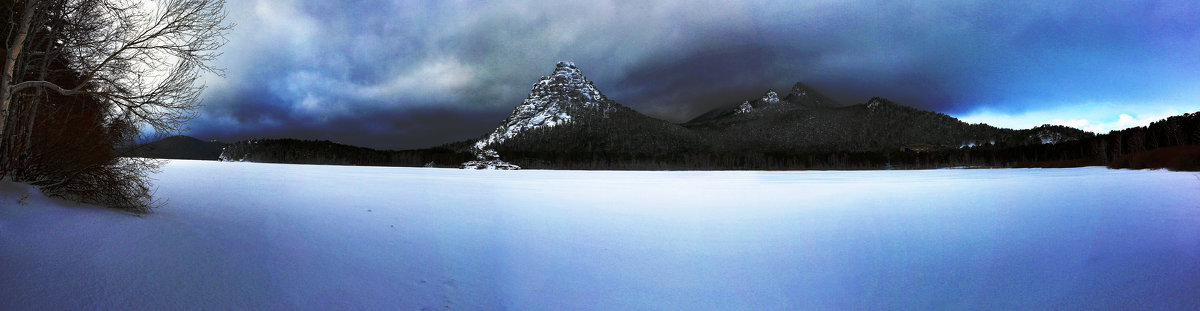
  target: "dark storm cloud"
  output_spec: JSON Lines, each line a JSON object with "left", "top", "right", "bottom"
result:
{"left": 191, "top": 83, "right": 506, "bottom": 149}
{"left": 190, "top": 0, "right": 1200, "bottom": 148}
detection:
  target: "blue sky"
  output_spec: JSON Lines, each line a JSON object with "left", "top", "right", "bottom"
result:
{"left": 189, "top": 0, "right": 1200, "bottom": 149}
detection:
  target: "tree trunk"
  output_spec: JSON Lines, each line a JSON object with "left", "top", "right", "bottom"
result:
{"left": 1, "top": 0, "right": 39, "bottom": 147}
{"left": 19, "top": 21, "right": 58, "bottom": 163}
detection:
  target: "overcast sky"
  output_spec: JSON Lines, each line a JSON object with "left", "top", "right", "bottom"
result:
{"left": 187, "top": 0, "right": 1200, "bottom": 149}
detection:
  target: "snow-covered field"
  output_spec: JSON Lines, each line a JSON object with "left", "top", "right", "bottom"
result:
{"left": 2, "top": 160, "right": 1198, "bottom": 310}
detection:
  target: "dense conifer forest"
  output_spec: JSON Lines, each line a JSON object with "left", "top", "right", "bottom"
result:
{"left": 217, "top": 138, "right": 475, "bottom": 168}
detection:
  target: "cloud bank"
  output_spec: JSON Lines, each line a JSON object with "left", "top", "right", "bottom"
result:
{"left": 189, "top": 0, "right": 1200, "bottom": 149}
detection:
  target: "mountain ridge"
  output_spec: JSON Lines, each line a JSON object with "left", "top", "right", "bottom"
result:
{"left": 466, "top": 61, "right": 1129, "bottom": 169}
{"left": 688, "top": 82, "right": 841, "bottom": 123}
{"left": 151, "top": 61, "right": 1199, "bottom": 171}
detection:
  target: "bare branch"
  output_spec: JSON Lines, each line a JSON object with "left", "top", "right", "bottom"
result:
{"left": 10, "top": 80, "right": 87, "bottom": 95}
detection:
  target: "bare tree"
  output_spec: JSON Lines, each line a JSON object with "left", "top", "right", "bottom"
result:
{"left": 0, "top": 0, "right": 230, "bottom": 211}
{"left": 2, "top": 0, "right": 229, "bottom": 139}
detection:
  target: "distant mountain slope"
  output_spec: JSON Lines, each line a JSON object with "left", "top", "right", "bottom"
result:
{"left": 491, "top": 104, "right": 703, "bottom": 169}
{"left": 688, "top": 82, "right": 840, "bottom": 123}
{"left": 683, "top": 96, "right": 1086, "bottom": 153}
{"left": 129, "top": 135, "right": 227, "bottom": 160}
{"left": 467, "top": 61, "right": 700, "bottom": 168}
{"left": 468, "top": 62, "right": 1112, "bottom": 169}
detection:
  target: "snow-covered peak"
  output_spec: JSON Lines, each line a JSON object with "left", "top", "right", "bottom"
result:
{"left": 736, "top": 101, "right": 754, "bottom": 114}
{"left": 471, "top": 61, "right": 613, "bottom": 156}
{"left": 784, "top": 82, "right": 839, "bottom": 109}
{"left": 762, "top": 90, "right": 780, "bottom": 104}
{"left": 553, "top": 61, "right": 581, "bottom": 76}
{"left": 734, "top": 90, "right": 781, "bottom": 115}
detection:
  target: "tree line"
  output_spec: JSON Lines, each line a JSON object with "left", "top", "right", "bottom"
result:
{"left": 218, "top": 139, "right": 475, "bottom": 168}
{"left": 489, "top": 103, "right": 1200, "bottom": 171}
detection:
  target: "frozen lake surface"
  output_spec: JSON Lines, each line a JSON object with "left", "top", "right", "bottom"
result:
{"left": 2, "top": 160, "right": 1199, "bottom": 310}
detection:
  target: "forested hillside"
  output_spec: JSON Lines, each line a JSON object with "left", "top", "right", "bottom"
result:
{"left": 128, "top": 136, "right": 227, "bottom": 160}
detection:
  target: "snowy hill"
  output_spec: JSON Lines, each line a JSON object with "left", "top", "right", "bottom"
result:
{"left": 473, "top": 61, "right": 615, "bottom": 153}
{"left": 468, "top": 62, "right": 700, "bottom": 169}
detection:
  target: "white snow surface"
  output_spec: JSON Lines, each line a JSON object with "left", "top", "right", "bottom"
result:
{"left": 473, "top": 61, "right": 610, "bottom": 152}
{"left": 3, "top": 161, "right": 1200, "bottom": 310}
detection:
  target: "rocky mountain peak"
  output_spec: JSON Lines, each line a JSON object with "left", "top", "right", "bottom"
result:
{"left": 736, "top": 101, "right": 755, "bottom": 114}
{"left": 784, "top": 82, "right": 837, "bottom": 108}
{"left": 527, "top": 61, "right": 606, "bottom": 106}
{"left": 866, "top": 97, "right": 891, "bottom": 110}
{"left": 553, "top": 61, "right": 581, "bottom": 76}
{"left": 471, "top": 61, "right": 614, "bottom": 158}
{"left": 788, "top": 82, "right": 814, "bottom": 97}
{"left": 734, "top": 90, "right": 782, "bottom": 115}
{"left": 762, "top": 89, "right": 780, "bottom": 103}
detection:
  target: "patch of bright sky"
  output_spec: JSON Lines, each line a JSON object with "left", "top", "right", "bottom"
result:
{"left": 955, "top": 101, "right": 1195, "bottom": 134}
